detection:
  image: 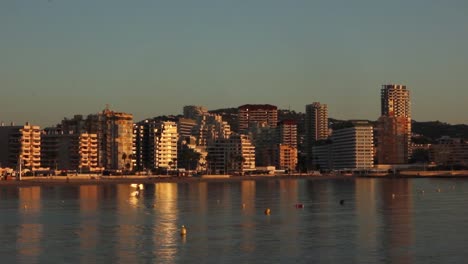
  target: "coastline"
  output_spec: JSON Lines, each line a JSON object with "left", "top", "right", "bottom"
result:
{"left": 2, "top": 171, "right": 468, "bottom": 187}
{"left": 0, "top": 174, "right": 352, "bottom": 187}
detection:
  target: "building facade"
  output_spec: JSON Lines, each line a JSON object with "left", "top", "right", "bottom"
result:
{"left": 0, "top": 124, "right": 41, "bottom": 171}
{"left": 312, "top": 121, "right": 374, "bottom": 170}
{"left": 305, "top": 102, "right": 328, "bottom": 168}
{"left": 430, "top": 137, "right": 468, "bottom": 166}
{"left": 275, "top": 144, "right": 298, "bottom": 171}
{"left": 97, "top": 108, "right": 134, "bottom": 171}
{"left": 278, "top": 120, "right": 297, "bottom": 148}
{"left": 331, "top": 122, "right": 374, "bottom": 170}
{"left": 238, "top": 104, "right": 278, "bottom": 132}
{"left": 41, "top": 129, "right": 100, "bottom": 172}
{"left": 207, "top": 134, "right": 255, "bottom": 174}
{"left": 377, "top": 84, "right": 411, "bottom": 164}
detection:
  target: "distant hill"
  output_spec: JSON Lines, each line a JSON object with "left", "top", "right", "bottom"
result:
{"left": 412, "top": 121, "right": 468, "bottom": 141}
{"left": 208, "top": 108, "right": 468, "bottom": 141}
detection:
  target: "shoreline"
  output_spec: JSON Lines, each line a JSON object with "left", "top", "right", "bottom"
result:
{"left": 0, "top": 174, "right": 351, "bottom": 187}
{"left": 2, "top": 172, "right": 468, "bottom": 187}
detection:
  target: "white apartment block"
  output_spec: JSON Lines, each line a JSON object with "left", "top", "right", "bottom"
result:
{"left": 332, "top": 123, "right": 374, "bottom": 169}
{"left": 153, "top": 121, "right": 178, "bottom": 169}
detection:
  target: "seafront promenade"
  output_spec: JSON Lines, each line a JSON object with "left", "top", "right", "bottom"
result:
{"left": 0, "top": 174, "right": 348, "bottom": 186}
{"left": 2, "top": 170, "right": 468, "bottom": 187}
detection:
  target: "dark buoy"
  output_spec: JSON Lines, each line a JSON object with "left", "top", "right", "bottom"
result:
{"left": 295, "top": 203, "right": 304, "bottom": 209}
{"left": 264, "top": 208, "right": 271, "bottom": 215}
{"left": 339, "top": 199, "right": 345, "bottom": 205}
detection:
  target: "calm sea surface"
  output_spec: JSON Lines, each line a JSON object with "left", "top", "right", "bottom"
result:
{"left": 1, "top": 178, "right": 468, "bottom": 264}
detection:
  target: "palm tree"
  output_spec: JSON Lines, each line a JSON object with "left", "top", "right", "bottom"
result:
{"left": 121, "top": 153, "right": 127, "bottom": 171}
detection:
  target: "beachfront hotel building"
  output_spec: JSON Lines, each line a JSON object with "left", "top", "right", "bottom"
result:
{"left": 238, "top": 104, "right": 278, "bottom": 132}
{"left": 153, "top": 121, "right": 178, "bottom": 169}
{"left": 311, "top": 121, "right": 374, "bottom": 170}
{"left": 0, "top": 123, "right": 42, "bottom": 171}
{"left": 134, "top": 120, "right": 178, "bottom": 170}
{"left": 41, "top": 129, "right": 100, "bottom": 172}
{"left": 207, "top": 134, "right": 255, "bottom": 174}
{"left": 377, "top": 84, "right": 411, "bottom": 164}
{"left": 331, "top": 121, "right": 374, "bottom": 169}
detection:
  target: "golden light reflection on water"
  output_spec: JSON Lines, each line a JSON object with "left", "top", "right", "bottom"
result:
{"left": 154, "top": 183, "right": 179, "bottom": 263}
{"left": 355, "top": 178, "right": 378, "bottom": 263}
{"left": 78, "top": 185, "right": 98, "bottom": 264}
{"left": 279, "top": 180, "right": 300, "bottom": 256}
{"left": 116, "top": 184, "right": 139, "bottom": 263}
{"left": 381, "top": 180, "right": 414, "bottom": 264}
{"left": 18, "top": 187, "right": 42, "bottom": 264}
{"left": 241, "top": 181, "right": 256, "bottom": 253}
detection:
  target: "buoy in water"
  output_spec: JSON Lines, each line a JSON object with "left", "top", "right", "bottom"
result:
{"left": 392, "top": 193, "right": 396, "bottom": 199}
{"left": 264, "top": 208, "right": 271, "bottom": 215}
{"left": 437, "top": 188, "right": 441, "bottom": 193}
{"left": 339, "top": 200, "right": 345, "bottom": 205}
{"left": 180, "top": 225, "right": 187, "bottom": 236}
{"left": 295, "top": 203, "right": 304, "bottom": 209}
{"left": 242, "top": 203, "right": 246, "bottom": 209}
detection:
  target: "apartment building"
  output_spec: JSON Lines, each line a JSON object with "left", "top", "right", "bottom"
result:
{"left": 207, "top": 134, "right": 255, "bottom": 174}
{"left": 238, "top": 104, "right": 278, "bottom": 132}
{"left": 0, "top": 124, "right": 41, "bottom": 171}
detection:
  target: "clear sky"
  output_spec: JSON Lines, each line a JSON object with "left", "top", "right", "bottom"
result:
{"left": 1, "top": 0, "right": 468, "bottom": 127}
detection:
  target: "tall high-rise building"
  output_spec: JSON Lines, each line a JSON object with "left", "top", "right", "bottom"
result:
{"left": 94, "top": 108, "right": 134, "bottom": 170}
{"left": 238, "top": 104, "right": 278, "bottom": 132}
{"left": 0, "top": 123, "right": 42, "bottom": 171}
{"left": 378, "top": 84, "right": 411, "bottom": 164}
{"left": 305, "top": 102, "right": 328, "bottom": 168}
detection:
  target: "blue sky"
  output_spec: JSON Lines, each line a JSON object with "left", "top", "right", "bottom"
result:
{"left": 1, "top": 0, "right": 468, "bottom": 126}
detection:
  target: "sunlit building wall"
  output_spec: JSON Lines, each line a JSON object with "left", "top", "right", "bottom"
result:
{"left": 238, "top": 104, "right": 278, "bottom": 132}
{"left": 0, "top": 123, "right": 41, "bottom": 171}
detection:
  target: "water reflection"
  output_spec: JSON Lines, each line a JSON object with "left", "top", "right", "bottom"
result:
{"left": 79, "top": 186, "right": 98, "bottom": 264}
{"left": 18, "top": 187, "right": 42, "bottom": 264}
{"left": 154, "top": 183, "right": 179, "bottom": 263}
{"left": 241, "top": 181, "right": 255, "bottom": 253}
{"left": 1, "top": 178, "right": 466, "bottom": 263}
{"left": 355, "top": 178, "right": 379, "bottom": 263}
{"left": 380, "top": 179, "right": 414, "bottom": 264}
